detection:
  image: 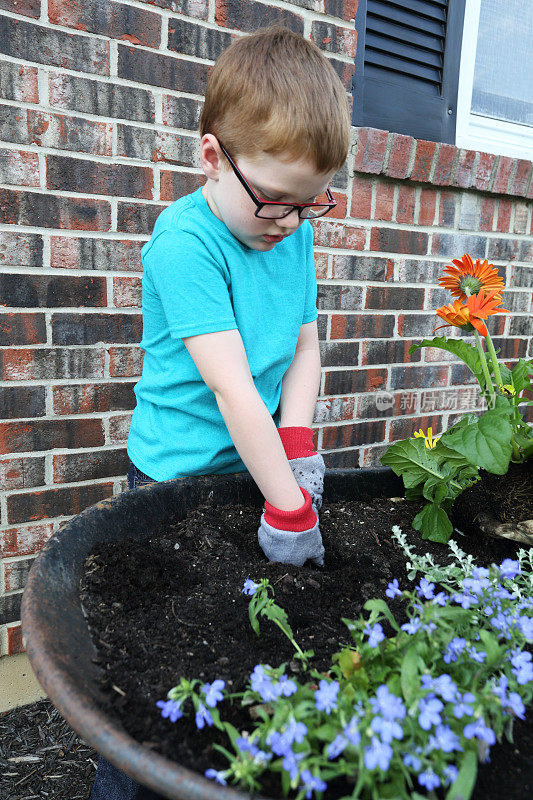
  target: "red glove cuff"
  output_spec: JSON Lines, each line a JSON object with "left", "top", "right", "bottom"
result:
{"left": 278, "top": 426, "right": 317, "bottom": 460}
{"left": 264, "top": 487, "right": 318, "bottom": 532}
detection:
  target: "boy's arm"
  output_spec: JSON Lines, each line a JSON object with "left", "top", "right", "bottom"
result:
{"left": 278, "top": 319, "right": 321, "bottom": 428}
{"left": 182, "top": 328, "right": 303, "bottom": 511}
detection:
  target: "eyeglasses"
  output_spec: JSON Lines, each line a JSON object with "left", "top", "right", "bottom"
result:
{"left": 218, "top": 141, "right": 337, "bottom": 220}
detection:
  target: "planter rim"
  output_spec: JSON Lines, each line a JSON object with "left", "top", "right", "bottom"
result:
{"left": 21, "top": 466, "right": 402, "bottom": 800}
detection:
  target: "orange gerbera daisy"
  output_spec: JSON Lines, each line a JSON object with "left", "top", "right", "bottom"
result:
{"left": 438, "top": 254, "right": 505, "bottom": 302}
{"left": 433, "top": 289, "right": 509, "bottom": 337}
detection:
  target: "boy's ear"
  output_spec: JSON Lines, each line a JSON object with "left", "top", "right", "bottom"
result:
{"left": 199, "top": 135, "right": 225, "bottom": 180}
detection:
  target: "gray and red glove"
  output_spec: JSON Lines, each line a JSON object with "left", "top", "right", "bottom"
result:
{"left": 257, "top": 486, "right": 324, "bottom": 567}
{"left": 278, "top": 426, "right": 325, "bottom": 513}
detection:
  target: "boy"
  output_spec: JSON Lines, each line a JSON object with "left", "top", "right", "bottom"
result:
{"left": 90, "top": 24, "right": 351, "bottom": 799}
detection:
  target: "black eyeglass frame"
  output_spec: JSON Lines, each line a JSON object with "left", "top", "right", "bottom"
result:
{"left": 218, "top": 141, "right": 337, "bottom": 220}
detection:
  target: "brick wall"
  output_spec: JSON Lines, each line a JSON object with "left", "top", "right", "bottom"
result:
{"left": 0, "top": 0, "right": 532, "bottom": 656}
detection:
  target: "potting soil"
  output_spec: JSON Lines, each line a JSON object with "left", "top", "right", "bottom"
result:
{"left": 80, "top": 492, "right": 533, "bottom": 800}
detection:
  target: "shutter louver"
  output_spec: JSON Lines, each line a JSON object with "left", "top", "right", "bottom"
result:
{"left": 353, "top": 0, "right": 466, "bottom": 144}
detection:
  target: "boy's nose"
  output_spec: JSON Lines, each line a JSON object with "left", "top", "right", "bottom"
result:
{"left": 276, "top": 208, "right": 301, "bottom": 230}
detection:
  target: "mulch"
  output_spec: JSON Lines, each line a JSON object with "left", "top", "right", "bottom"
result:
{"left": 0, "top": 699, "right": 97, "bottom": 800}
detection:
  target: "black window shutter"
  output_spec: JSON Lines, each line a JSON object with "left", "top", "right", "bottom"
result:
{"left": 353, "top": 0, "right": 466, "bottom": 144}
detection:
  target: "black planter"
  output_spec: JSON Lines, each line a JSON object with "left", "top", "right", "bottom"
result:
{"left": 21, "top": 467, "right": 403, "bottom": 800}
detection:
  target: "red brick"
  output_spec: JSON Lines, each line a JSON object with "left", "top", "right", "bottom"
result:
{"left": 0, "top": 456, "right": 45, "bottom": 490}
{"left": 389, "top": 414, "right": 445, "bottom": 442}
{"left": 109, "top": 413, "right": 132, "bottom": 443}
{"left": 410, "top": 139, "right": 437, "bottom": 182}
{"left": 473, "top": 152, "right": 496, "bottom": 192}
{"left": 312, "top": 221, "right": 365, "bottom": 249}
{"left": 353, "top": 127, "right": 388, "bottom": 174}
{"left": 48, "top": 0, "right": 161, "bottom": 48}
{"left": 0, "top": 63, "right": 38, "bottom": 102}
{"left": 0, "top": 313, "right": 46, "bottom": 345}
{"left": 51, "top": 236, "right": 144, "bottom": 272}
{"left": 0, "top": 523, "right": 53, "bottom": 557}
{"left": 331, "top": 255, "right": 394, "bottom": 282}
{"left": 0, "top": 232, "right": 43, "bottom": 268}
{"left": 395, "top": 184, "right": 415, "bottom": 224}
{"left": 118, "top": 201, "right": 167, "bottom": 234}
{"left": 0, "top": 148, "right": 39, "bottom": 187}
{"left": 513, "top": 202, "right": 528, "bottom": 235}
{"left": 4, "top": 559, "right": 34, "bottom": 592}
{"left": 53, "top": 448, "right": 129, "bottom": 483}
{"left": 366, "top": 286, "right": 424, "bottom": 310}
{"left": 311, "top": 21, "right": 357, "bottom": 58}
{"left": 438, "top": 190, "right": 458, "bottom": 228}
{"left": 0, "top": 0, "right": 40, "bottom": 18}
{"left": 0, "top": 188, "right": 111, "bottom": 231}
{"left": 373, "top": 179, "right": 394, "bottom": 221}
{"left": 113, "top": 276, "right": 142, "bottom": 307}
{"left": 46, "top": 155, "right": 154, "bottom": 199}
{"left": 432, "top": 143, "right": 457, "bottom": 186}
{"left": 326, "top": 191, "right": 348, "bottom": 220}
{"left": 350, "top": 175, "right": 373, "bottom": 219}
{"left": 479, "top": 197, "right": 496, "bottom": 231}
{"left": 0, "top": 419, "right": 104, "bottom": 455}
{"left": 7, "top": 625, "right": 24, "bottom": 655}
{"left": 495, "top": 198, "right": 512, "bottom": 233}
{"left": 324, "top": 0, "right": 359, "bottom": 21}
{"left": 7, "top": 482, "right": 114, "bottom": 524}
{"left": 391, "top": 365, "right": 449, "bottom": 390}
{"left": 418, "top": 186, "right": 437, "bottom": 226}
{"left": 314, "top": 396, "right": 356, "bottom": 424}
{"left": 27, "top": 109, "right": 113, "bottom": 156}
{"left": 330, "top": 314, "right": 395, "bottom": 339}
{"left": 324, "top": 367, "right": 388, "bottom": 395}
{"left": 492, "top": 155, "right": 514, "bottom": 194}
{"left": 322, "top": 420, "right": 385, "bottom": 449}
{"left": 108, "top": 346, "right": 143, "bottom": 377}
{"left": 361, "top": 340, "right": 422, "bottom": 366}
{"left": 160, "top": 171, "right": 205, "bottom": 202}
{"left": 453, "top": 149, "right": 476, "bottom": 189}
{"left": 314, "top": 252, "right": 328, "bottom": 279}
{"left": 52, "top": 382, "right": 135, "bottom": 415}
{"left": 511, "top": 159, "right": 532, "bottom": 196}
{"left": 384, "top": 133, "right": 414, "bottom": 179}
{"left": 0, "top": 348, "right": 105, "bottom": 381}
{"left": 214, "top": 0, "right": 304, "bottom": 34}
{"left": 370, "top": 227, "right": 428, "bottom": 255}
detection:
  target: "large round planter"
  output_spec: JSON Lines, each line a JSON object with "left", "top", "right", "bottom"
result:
{"left": 21, "top": 467, "right": 403, "bottom": 800}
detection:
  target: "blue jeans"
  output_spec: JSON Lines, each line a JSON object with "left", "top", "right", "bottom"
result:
{"left": 90, "top": 462, "right": 164, "bottom": 800}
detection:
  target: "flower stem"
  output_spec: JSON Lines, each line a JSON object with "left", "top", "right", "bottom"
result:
{"left": 473, "top": 330, "right": 495, "bottom": 402}
{"left": 484, "top": 330, "right": 503, "bottom": 388}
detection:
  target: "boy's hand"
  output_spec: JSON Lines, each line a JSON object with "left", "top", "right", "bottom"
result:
{"left": 278, "top": 427, "right": 325, "bottom": 512}
{"left": 257, "top": 487, "right": 325, "bottom": 567}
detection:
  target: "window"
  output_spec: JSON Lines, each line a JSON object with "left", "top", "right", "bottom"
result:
{"left": 353, "top": 0, "right": 533, "bottom": 159}
{"left": 456, "top": 0, "right": 533, "bottom": 158}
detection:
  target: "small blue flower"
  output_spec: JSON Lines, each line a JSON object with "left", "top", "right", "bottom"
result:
{"left": 518, "top": 616, "right": 533, "bottom": 640}
{"left": 281, "top": 749, "right": 305, "bottom": 781}
{"left": 505, "top": 692, "right": 526, "bottom": 719}
{"left": 364, "top": 737, "right": 393, "bottom": 771}
{"left": 315, "top": 679, "right": 340, "bottom": 714}
{"left": 463, "top": 718, "right": 496, "bottom": 745}
{"left": 452, "top": 593, "right": 478, "bottom": 609}
{"left": 343, "top": 716, "right": 361, "bottom": 745}
{"left": 432, "top": 591, "right": 448, "bottom": 607}
{"left": 428, "top": 724, "right": 462, "bottom": 753}
{"left": 416, "top": 577, "right": 435, "bottom": 600}
{"left": 364, "top": 622, "right": 385, "bottom": 648}
{"left": 370, "top": 715, "right": 403, "bottom": 743}
{"left": 499, "top": 559, "right": 520, "bottom": 580}
{"left": 510, "top": 650, "right": 533, "bottom": 685}
{"left": 205, "top": 768, "right": 227, "bottom": 785}
{"left": 403, "top": 753, "right": 421, "bottom": 771}
{"left": 401, "top": 617, "right": 421, "bottom": 635}
{"left": 274, "top": 674, "right": 298, "bottom": 697}
{"left": 426, "top": 674, "right": 458, "bottom": 702}
{"left": 156, "top": 699, "right": 183, "bottom": 723}
{"left": 453, "top": 692, "right": 475, "bottom": 719}
{"left": 250, "top": 665, "right": 278, "bottom": 702}
{"left": 443, "top": 764, "right": 459, "bottom": 785}
{"left": 299, "top": 769, "right": 327, "bottom": 799}
{"left": 418, "top": 695, "right": 443, "bottom": 730}
{"left": 370, "top": 685, "right": 406, "bottom": 721}
{"left": 201, "top": 679, "right": 225, "bottom": 707}
{"left": 418, "top": 769, "right": 441, "bottom": 791}
{"left": 463, "top": 576, "right": 490, "bottom": 595}
{"left": 195, "top": 703, "right": 213, "bottom": 729}
{"left": 242, "top": 578, "right": 260, "bottom": 596}
{"left": 443, "top": 637, "right": 466, "bottom": 664}
{"left": 386, "top": 578, "right": 402, "bottom": 599}
{"left": 327, "top": 734, "right": 348, "bottom": 760}
{"left": 467, "top": 647, "right": 487, "bottom": 664}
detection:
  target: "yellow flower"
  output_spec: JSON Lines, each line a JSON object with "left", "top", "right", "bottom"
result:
{"left": 498, "top": 383, "right": 516, "bottom": 397}
{"left": 411, "top": 427, "right": 442, "bottom": 449}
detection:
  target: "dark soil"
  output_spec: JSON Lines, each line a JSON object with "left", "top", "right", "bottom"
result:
{"left": 0, "top": 699, "right": 97, "bottom": 800}
{"left": 80, "top": 477, "right": 533, "bottom": 800}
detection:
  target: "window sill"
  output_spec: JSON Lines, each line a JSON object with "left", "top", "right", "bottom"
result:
{"left": 351, "top": 127, "right": 533, "bottom": 199}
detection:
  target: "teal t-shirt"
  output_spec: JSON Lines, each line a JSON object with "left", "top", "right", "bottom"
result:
{"left": 127, "top": 187, "right": 318, "bottom": 481}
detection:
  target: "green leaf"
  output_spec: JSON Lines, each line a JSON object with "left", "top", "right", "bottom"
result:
{"left": 400, "top": 646, "right": 419, "bottom": 703}
{"left": 442, "top": 403, "right": 513, "bottom": 474}
{"left": 381, "top": 436, "right": 448, "bottom": 489}
{"left": 511, "top": 359, "right": 533, "bottom": 395}
{"left": 445, "top": 749, "right": 478, "bottom": 800}
{"left": 363, "top": 598, "right": 400, "bottom": 631}
{"left": 410, "top": 336, "right": 490, "bottom": 392}
{"left": 412, "top": 502, "right": 453, "bottom": 542}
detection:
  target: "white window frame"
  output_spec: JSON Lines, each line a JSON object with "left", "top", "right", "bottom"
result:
{"left": 455, "top": 0, "right": 533, "bottom": 160}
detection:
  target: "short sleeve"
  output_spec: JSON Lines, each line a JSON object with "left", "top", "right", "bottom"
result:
{"left": 143, "top": 230, "right": 238, "bottom": 339}
{"left": 302, "top": 222, "right": 318, "bottom": 324}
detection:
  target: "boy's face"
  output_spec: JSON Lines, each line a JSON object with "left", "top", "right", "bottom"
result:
{"left": 200, "top": 137, "right": 336, "bottom": 251}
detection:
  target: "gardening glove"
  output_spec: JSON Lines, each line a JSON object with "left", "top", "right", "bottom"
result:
{"left": 258, "top": 486, "right": 325, "bottom": 567}
{"left": 278, "top": 426, "right": 325, "bottom": 513}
